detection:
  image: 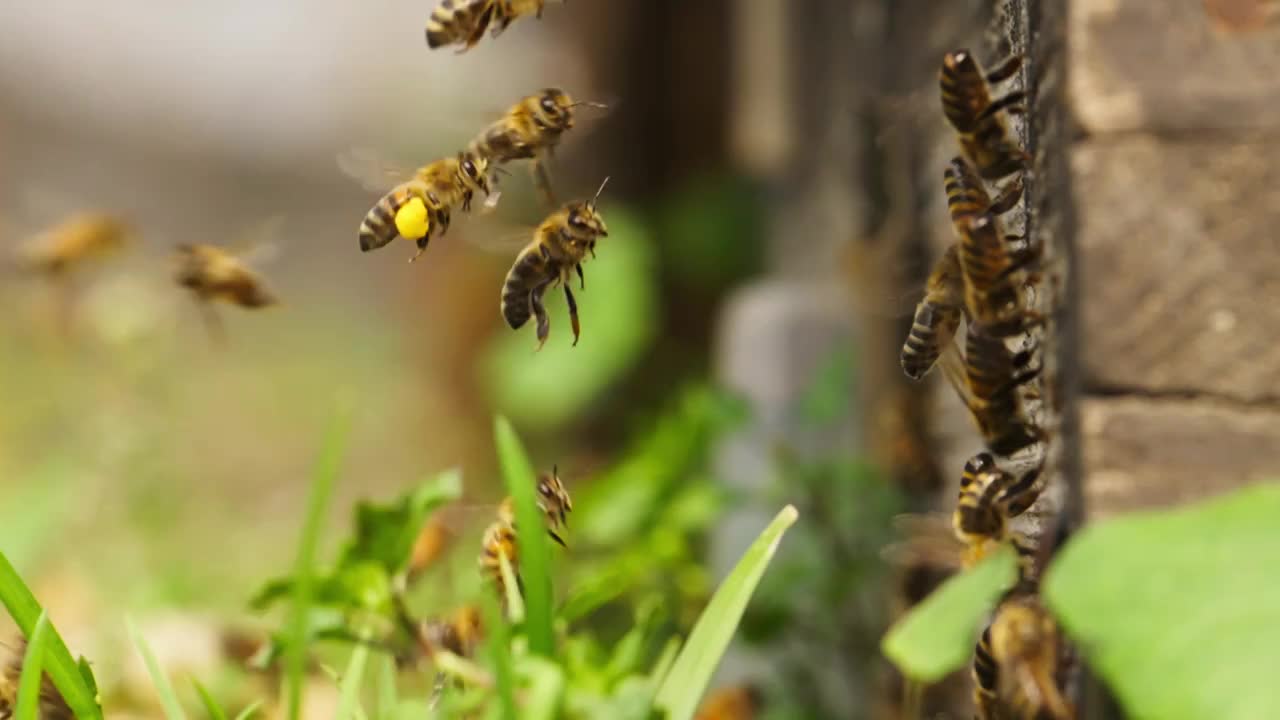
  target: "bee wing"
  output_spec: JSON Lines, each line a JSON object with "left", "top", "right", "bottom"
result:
{"left": 337, "top": 147, "right": 418, "bottom": 193}
{"left": 938, "top": 334, "right": 980, "bottom": 409}
{"left": 463, "top": 222, "right": 538, "bottom": 256}
{"left": 882, "top": 511, "right": 963, "bottom": 567}
{"left": 228, "top": 215, "right": 287, "bottom": 268}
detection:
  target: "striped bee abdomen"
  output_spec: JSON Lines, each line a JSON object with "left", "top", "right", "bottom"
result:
{"left": 358, "top": 183, "right": 420, "bottom": 252}
{"left": 500, "top": 246, "right": 550, "bottom": 329}
{"left": 426, "top": 0, "right": 492, "bottom": 49}
{"left": 900, "top": 301, "right": 961, "bottom": 381}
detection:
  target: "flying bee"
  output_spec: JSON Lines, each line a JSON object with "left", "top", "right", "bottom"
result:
{"left": 939, "top": 49, "right": 1029, "bottom": 181}
{"left": 174, "top": 244, "right": 278, "bottom": 309}
{"left": 479, "top": 469, "right": 573, "bottom": 607}
{"left": 470, "top": 88, "right": 609, "bottom": 205}
{"left": 425, "top": 0, "right": 551, "bottom": 53}
{"left": 0, "top": 636, "right": 74, "bottom": 720}
{"left": 16, "top": 211, "right": 132, "bottom": 276}
{"left": 694, "top": 684, "right": 764, "bottom": 720}
{"left": 939, "top": 323, "right": 1046, "bottom": 457}
{"left": 500, "top": 178, "right": 609, "bottom": 349}
{"left": 338, "top": 149, "right": 495, "bottom": 262}
{"left": 987, "top": 595, "right": 1074, "bottom": 720}
{"left": 900, "top": 244, "right": 964, "bottom": 381}
{"left": 952, "top": 452, "right": 1043, "bottom": 568}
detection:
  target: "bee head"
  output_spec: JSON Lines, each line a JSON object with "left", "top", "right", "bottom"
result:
{"left": 944, "top": 49, "right": 976, "bottom": 73}
{"left": 458, "top": 152, "right": 491, "bottom": 195}
{"left": 965, "top": 452, "right": 997, "bottom": 475}
{"left": 537, "top": 87, "right": 574, "bottom": 128}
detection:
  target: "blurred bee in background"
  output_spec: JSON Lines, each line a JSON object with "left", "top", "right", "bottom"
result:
{"left": 939, "top": 324, "right": 1046, "bottom": 458}
{"left": 984, "top": 594, "right": 1074, "bottom": 720}
{"left": 0, "top": 636, "right": 73, "bottom": 720}
{"left": 425, "top": 0, "right": 553, "bottom": 53}
{"left": 479, "top": 468, "right": 573, "bottom": 608}
{"left": 470, "top": 88, "right": 609, "bottom": 205}
{"left": 338, "top": 149, "right": 495, "bottom": 262}
{"left": 900, "top": 245, "right": 964, "bottom": 381}
{"left": 173, "top": 218, "right": 282, "bottom": 345}
{"left": 939, "top": 49, "right": 1029, "bottom": 182}
{"left": 418, "top": 604, "right": 484, "bottom": 661}
{"left": 694, "top": 683, "right": 764, "bottom": 720}
{"left": 14, "top": 211, "right": 132, "bottom": 276}
{"left": 500, "top": 178, "right": 609, "bottom": 349}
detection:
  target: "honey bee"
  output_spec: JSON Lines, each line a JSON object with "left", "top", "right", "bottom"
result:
{"left": 694, "top": 684, "right": 763, "bottom": 720}
{"left": 419, "top": 604, "right": 484, "bottom": 660}
{"left": 900, "top": 244, "right": 964, "bottom": 381}
{"left": 16, "top": 211, "right": 131, "bottom": 275}
{"left": 949, "top": 189, "right": 1042, "bottom": 338}
{"left": 338, "top": 149, "right": 494, "bottom": 262}
{"left": 939, "top": 324, "right": 1046, "bottom": 458}
{"left": 500, "top": 179, "right": 609, "bottom": 349}
{"left": 470, "top": 88, "right": 609, "bottom": 205}
{"left": 174, "top": 243, "right": 278, "bottom": 309}
{"left": 953, "top": 452, "right": 1042, "bottom": 568}
{"left": 0, "top": 637, "right": 73, "bottom": 720}
{"left": 986, "top": 595, "right": 1073, "bottom": 720}
{"left": 943, "top": 154, "right": 1023, "bottom": 226}
{"left": 939, "top": 49, "right": 1029, "bottom": 181}
{"left": 971, "top": 626, "right": 1001, "bottom": 720}
{"left": 425, "top": 0, "right": 550, "bottom": 53}
{"left": 479, "top": 469, "right": 573, "bottom": 606}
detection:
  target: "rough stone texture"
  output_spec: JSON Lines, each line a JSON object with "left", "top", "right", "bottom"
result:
{"left": 1070, "top": 0, "right": 1280, "bottom": 133}
{"left": 1074, "top": 136, "right": 1280, "bottom": 404}
{"left": 1082, "top": 396, "right": 1280, "bottom": 519}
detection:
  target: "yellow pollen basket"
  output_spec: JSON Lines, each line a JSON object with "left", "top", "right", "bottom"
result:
{"left": 395, "top": 197, "right": 431, "bottom": 240}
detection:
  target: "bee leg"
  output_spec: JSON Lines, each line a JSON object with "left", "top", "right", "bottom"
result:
{"left": 460, "top": 4, "right": 494, "bottom": 52}
{"left": 978, "top": 90, "right": 1027, "bottom": 121}
{"left": 532, "top": 283, "right": 551, "bottom": 351}
{"left": 564, "top": 283, "right": 580, "bottom": 346}
{"left": 1001, "top": 463, "right": 1045, "bottom": 518}
{"left": 462, "top": 189, "right": 473, "bottom": 213}
{"left": 531, "top": 161, "right": 557, "bottom": 207}
{"left": 988, "top": 177, "right": 1025, "bottom": 215}
{"left": 437, "top": 206, "right": 452, "bottom": 237}
{"left": 576, "top": 263, "right": 585, "bottom": 291}
{"left": 984, "top": 54, "right": 1024, "bottom": 84}
{"left": 409, "top": 235, "right": 430, "bottom": 263}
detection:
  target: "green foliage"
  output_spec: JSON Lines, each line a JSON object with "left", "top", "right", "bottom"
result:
{"left": 495, "top": 416, "right": 553, "bottom": 656}
{"left": 654, "top": 505, "right": 800, "bottom": 720}
{"left": 880, "top": 546, "right": 1018, "bottom": 682}
{"left": 284, "top": 409, "right": 352, "bottom": 720}
{"left": 128, "top": 616, "right": 189, "bottom": 720}
{"left": 336, "top": 642, "right": 371, "bottom": 720}
{"left": 193, "top": 679, "right": 229, "bottom": 720}
{"left": 15, "top": 610, "right": 49, "bottom": 720}
{"left": 1044, "top": 483, "right": 1280, "bottom": 720}
{"left": 0, "top": 552, "right": 104, "bottom": 720}
{"left": 656, "top": 174, "right": 765, "bottom": 288}
{"left": 482, "top": 208, "right": 659, "bottom": 429}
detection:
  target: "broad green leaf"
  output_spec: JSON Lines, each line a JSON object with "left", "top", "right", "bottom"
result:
{"left": 342, "top": 469, "right": 463, "bottom": 574}
{"left": 653, "top": 505, "right": 798, "bottom": 720}
{"left": 128, "top": 617, "right": 189, "bottom": 720}
{"left": 482, "top": 210, "right": 658, "bottom": 428}
{"left": 1044, "top": 483, "right": 1280, "bottom": 720}
{"left": 336, "top": 562, "right": 392, "bottom": 612}
{"left": 285, "top": 408, "right": 351, "bottom": 720}
{"left": 15, "top": 610, "right": 49, "bottom": 720}
{"left": 880, "top": 545, "right": 1018, "bottom": 682}
{"left": 494, "top": 416, "right": 552, "bottom": 656}
{"left": 192, "top": 679, "right": 229, "bottom": 720}
{"left": 0, "top": 552, "right": 103, "bottom": 719}
{"left": 336, "top": 643, "right": 370, "bottom": 720}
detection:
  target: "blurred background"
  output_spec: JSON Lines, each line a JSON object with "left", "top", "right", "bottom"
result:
{"left": 3, "top": 0, "right": 1279, "bottom": 718}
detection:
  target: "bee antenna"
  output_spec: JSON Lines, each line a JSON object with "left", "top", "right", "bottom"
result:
{"left": 552, "top": 463, "right": 559, "bottom": 477}
{"left": 572, "top": 100, "right": 610, "bottom": 110}
{"left": 590, "top": 176, "right": 610, "bottom": 207}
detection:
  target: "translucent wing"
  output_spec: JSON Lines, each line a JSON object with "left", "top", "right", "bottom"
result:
{"left": 937, "top": 332, "right": 979, "bottom": 410}
{"left": 462, "top": 221, "right": 539, "bottom": 256}
{"left": 228, "top": 214, "right": 286, "bottom": 268}
{"left": 337, "top": 147, "right": 418, "bottom": 193}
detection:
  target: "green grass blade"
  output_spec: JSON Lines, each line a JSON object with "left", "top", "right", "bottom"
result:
{"left": 653, "top": 505, "right": 798, "bottom": 720}
{"left": 880, "top": 544, "right": 1018, "bottom": 682}
{"left": 127, "top": 616, "right": 189, "bottom": 720}
{"left": 192, "top": 679, "right": 229, "bottom": 720}
{"left": 231, "top": 700, "right": 263, "bottom": 720}
{"left": 285, "top": 409, "right": 352, "bottom": 720}
{"left": 192, "top": 679, "right": 228, "bottom": 720}
{"left": 15, "top": 610, "right": 50, "bottom": 720}
{"left": 1044, "top": 483, "right": 1280, "bottom": 720}
{"left": 480, "top": 590, "right": 517, "bottom": 719}
{"left": 335, "top": 643, "right": 370, "bottom": 720}
{"left": 0, "top": 552, "right": 102, "bottom": 720}
{"left": 497, "top": 550, "right": 525, "bottom": 624}
{"left": 493, "top": 416, "right": 552, "bottom": 656}
{"left": 376, "top": 655, "right": 398, "bottom": 716}
{"left": 516, "top": 656, "right": 564, "bottom": 720}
